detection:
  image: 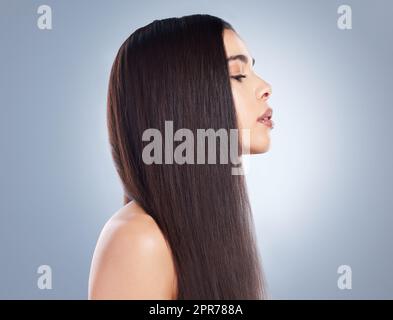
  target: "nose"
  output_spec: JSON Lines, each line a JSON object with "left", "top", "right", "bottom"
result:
{"left": 256, "top": 82, "right": 272, "bottom": 101}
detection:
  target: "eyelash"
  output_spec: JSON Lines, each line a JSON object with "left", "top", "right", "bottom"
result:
{"left": 231, "top": 74, "right": 247, "bottom": 82}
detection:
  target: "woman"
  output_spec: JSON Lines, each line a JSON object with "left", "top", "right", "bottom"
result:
{"left": 88, "top": 14, "right": 273, "bottom": 300}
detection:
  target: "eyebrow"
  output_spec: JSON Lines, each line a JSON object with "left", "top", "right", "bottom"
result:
{"left": 227, "top": 54, "right": 255, "bottom": 66}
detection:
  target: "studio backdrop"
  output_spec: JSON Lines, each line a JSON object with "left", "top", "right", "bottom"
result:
{"left": 0, "top": 0, "right": 392, "bottom": 299}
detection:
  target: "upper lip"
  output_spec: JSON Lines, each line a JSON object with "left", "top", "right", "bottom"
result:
{"left": 257, "top": 107, "right": 273, "bottom": 121}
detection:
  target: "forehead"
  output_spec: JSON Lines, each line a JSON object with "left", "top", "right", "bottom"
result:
{"left": 222, "top": 28, "right": 252, "bottom": 59}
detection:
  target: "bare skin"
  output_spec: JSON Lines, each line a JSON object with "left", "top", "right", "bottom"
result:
{"left": 88, "top": 200, "right": 178, "bottom": 299}
{"left": 224, "top": 28, "right": 273, "bottom": 154}
{"left": 88, "top": 28, "right": 272, "bottom": 300}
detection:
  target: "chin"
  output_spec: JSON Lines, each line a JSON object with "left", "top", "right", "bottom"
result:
{"left": 249, "top": 143, "right": 270, "bottom": 154}
{"left": 248, "top": 134, "right": 271, "bottom": 154}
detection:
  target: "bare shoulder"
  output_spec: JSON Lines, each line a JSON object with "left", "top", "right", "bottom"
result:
{"left": 88, "top": 200, "right": 177, "bottom": 299}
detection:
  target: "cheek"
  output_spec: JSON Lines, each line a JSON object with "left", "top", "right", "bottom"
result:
{"left": 231, "top": 87, "right": 256, "bottom": 130}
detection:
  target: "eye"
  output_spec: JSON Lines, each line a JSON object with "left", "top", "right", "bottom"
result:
{"left": 230, "top": 74, "right": 247, "bottom": 82}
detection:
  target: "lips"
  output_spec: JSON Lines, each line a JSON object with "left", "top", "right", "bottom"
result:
{"left": 257, "top": 107, "right": 274, "bottom": 129}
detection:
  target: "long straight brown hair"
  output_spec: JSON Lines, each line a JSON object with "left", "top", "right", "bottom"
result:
{"left": 107, "top": 14, "right": 267, "bottom": 299}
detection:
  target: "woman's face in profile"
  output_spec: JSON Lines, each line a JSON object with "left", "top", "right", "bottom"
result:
{"left": 223, "top": 28, "right": 273, "bottom": 154}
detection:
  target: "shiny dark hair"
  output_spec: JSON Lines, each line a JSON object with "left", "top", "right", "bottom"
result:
{"left": 107, "top": 14, "right": 267, "bottom": 299}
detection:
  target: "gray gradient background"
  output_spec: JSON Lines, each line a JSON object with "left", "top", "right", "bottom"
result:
{"left": 0, "top": 0, "right": 392, "bottom": 299}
